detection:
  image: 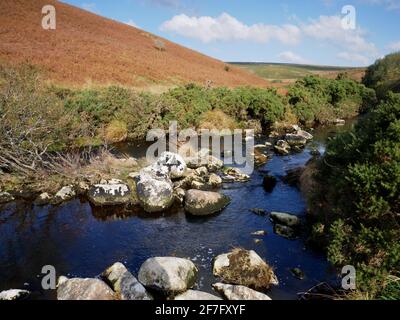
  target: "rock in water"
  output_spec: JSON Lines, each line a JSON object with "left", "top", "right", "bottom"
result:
{"left": 174, "top": 290, "right": 222, "bottom": 300}
{"left": 296, "top": 130, "right": 313, "bottom": 141}
{"left": 213, "top": 249, "right": 278, "bottom": 290}
{"left": 208, "top": 173, "right": 223, "bottom": 188}
{"left": 185, "top": 189, "right": 230, "bottom": 216}
{"left": 88, "top": 184, "right": 131, "bottom": 206}
{"left": 57, "top": 277, "right": 115, "bottom": 300}
{"left": 0, "top": 289, "right": 30, "bottom": 300}
{"left": 285, "top": 134, "right": 307, "bottom": 147}
{"left": 53, "top": 186, "right": 76, "bottom": 204}
{"left": 274, "top": 140, "right": 291, "bottom": 155}
{"left": 138, "top": 257, "right": 198, "bottom": 296}
{"left": 34, "top": 192, "right": 52, "bottom": 206}
{"left": 0, "top": 192, "right": 15, "bottom": 204}
{"left": 213, "top": 283, "right": 272, "bottom": 300}
{"left": 135, "top": 166, "right": 174, "bottom": 213}
{"left": 270, "top": 212, "right": 300, "bottom": 227}
{"left": 102, "top": 262, "right": 153, "bottom": 300}
{"left": 263, "top": 175, "right": 277, "bottom": 193}
{"left": 274, "top": 224, "right": 296, "bottom": 239}
{"left": 156, "top": 152, "right": 187, "bottom": 179}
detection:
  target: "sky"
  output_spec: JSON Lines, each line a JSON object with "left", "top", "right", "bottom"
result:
{"left": 62, "top": 0, "right": 400, "bottom": 67}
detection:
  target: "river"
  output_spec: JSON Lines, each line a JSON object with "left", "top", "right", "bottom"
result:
{"left": 0, "top": 119, "right": 358, "bottom": 300}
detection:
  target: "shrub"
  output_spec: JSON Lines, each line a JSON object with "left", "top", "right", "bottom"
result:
{"left": 310, "top": 92, "right": 400, "bottom": 296}
{"left": 104, "top": 120, "right": 128, "bottom": 144}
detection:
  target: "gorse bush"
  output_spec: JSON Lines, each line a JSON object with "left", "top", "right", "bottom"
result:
{"left": 288, "top": 75, "right": 376, "bottom": 125}
{"left": 311, "top": 92, "right": 400, "bottom": 297}
{"left": 363, "top": 52, "right": 400, "bottom": 99}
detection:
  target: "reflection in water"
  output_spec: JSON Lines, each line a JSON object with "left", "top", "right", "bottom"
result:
{"left": 0, "top": 121, "right": 358, "bottom": 300}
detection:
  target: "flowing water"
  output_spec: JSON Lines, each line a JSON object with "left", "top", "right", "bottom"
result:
{"left": 0, "top": 120, "right": 358, "bottom": 300}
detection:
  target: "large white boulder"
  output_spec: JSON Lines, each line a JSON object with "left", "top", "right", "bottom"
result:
{"left": 138, "top": 257, "right": 198, "bottom": 296}
{"left": 135, "top": 166, "right": 174, "bottom": 213}
{"left": 102, "top": 262, "right": 153, "bottom": 300}
{"left": 57, "top": 277, "right": 115, "bottom": 300}
{"left": 156, "top": 152, "right": 187, "bottom": 179}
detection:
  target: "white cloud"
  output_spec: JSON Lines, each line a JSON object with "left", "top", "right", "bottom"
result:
{"left": 387, "top": 41, "right": 400, "bottom": 51}
{"left": 126, "top": 20, "right": 139, "bottom": 28}
{"left": 160, "top": 13, "right": 301, "bottom": 44}
{"left": 301, "top": 15, "right": 377, "bottom": 55}
{"left": 278, "top": 51, "right": 311, "bottom": 64}
{"left": 337, "top": 52, "right": 370, "bottom": 65}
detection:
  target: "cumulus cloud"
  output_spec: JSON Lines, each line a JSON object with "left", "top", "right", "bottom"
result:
{"left": 301, "top": 15, "right": 377, "bottom": 55}
{"left": 160, "top": 13, "right": 301, "bottom": 44}
{"left": 278, "top": 51, "right": 311, "bottom": 64}
{"left": 337, "top": 52, "right": 370, "bottom": 65}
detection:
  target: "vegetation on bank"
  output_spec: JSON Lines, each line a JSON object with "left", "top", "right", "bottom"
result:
{"left": 363, "top": 51, "right": 400, "bottom": 99}
{"left": 0, "top": 64, "right": 373, "bottom": 186}
{"left": 308, "top": 92, "right": 400, "bottom": 299}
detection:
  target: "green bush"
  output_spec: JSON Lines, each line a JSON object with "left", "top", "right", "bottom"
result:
{"left": 363, "top": 52, "right": 400, "bottom": 99}
{"left": 288, "top": 75, "right": 373, "bottom": 125}
{"left": 311, "top": 92, "right": 400, "bottom": 296}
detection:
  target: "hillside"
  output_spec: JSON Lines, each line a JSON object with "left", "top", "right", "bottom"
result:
{"left": 0, "top": 0, "right": 269, "bottom": 89}
{"left": 232, "top": 62, "right": 365, "bottom": 85}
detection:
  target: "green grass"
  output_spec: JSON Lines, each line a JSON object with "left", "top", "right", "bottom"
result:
{"left": 231, "top": 62, "right": 361, "bottom": 81}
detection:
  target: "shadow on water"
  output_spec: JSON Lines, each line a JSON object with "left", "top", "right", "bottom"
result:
{"left": 0, "top": 120, "right": 359, "bottom": 300}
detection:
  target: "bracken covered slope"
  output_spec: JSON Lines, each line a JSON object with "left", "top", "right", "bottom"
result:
{"left": 0, "top": 0, "right": 270, "bottom": 88}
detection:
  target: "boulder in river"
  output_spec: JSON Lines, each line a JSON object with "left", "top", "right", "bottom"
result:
{"left": 274, "top": 140, "right": 291, "bottom": 155}
{"left": 263, "top": 175, "right": 277, "bottom": 193}
{"left": 0, "top": 192, "right": 15, "bottom": 204}
{"left": 52, "top": 186, "right": 76, "bottom": 205}
{"left": 156, "top": 152, "right": 187, "bottom": 179}
{"left": 274, "top": 224, "right": 296, "bottom": 240}
{"left": 88, "top": 183, "right": 132, "bottom": 206}
{"left": 174, "top": 290, "right": 222, "bottom": 300}
{"left": 270, "top": 212, "right": 300, "bottom": 227}
{"left": 208, "top": 173, "right": 223, "bottom": 188}
{"left": 296, "top": 129, "right": 313, "bottom": 141}
{"left": 213, "top": 249, "right": 278, "bottom": 290}
{"left": 34, "top": 192, "right": 52, "bottom": 206}
{"left": 135, "top": 166, "right": 174, "bottom": 213}
{"left": 0, "top": 289, "right": 30, "bottom": 301}
{"left": 185, "top": 189, "right": 230, "bottom": 216}
{"left": 213, "top": 283, "right": 272, "bottom": 301}
{"left": 102, "top": 262, "right": 153, "bottom": 300}
{"left": 138, "top": 257, "right": 198, "bottom": 296}
{"left": 285, "top": 134, "right": 307, "bottom": 147}
{"left": 57, "top": 277, "right": 115, "bottom": 300}
{"left": 221, "top": 167, "right": 250, "bottom": 183}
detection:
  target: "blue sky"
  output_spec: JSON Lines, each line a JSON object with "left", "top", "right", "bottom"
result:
{"left": 62, "top": 0, "right": 400, "bottom": 66}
